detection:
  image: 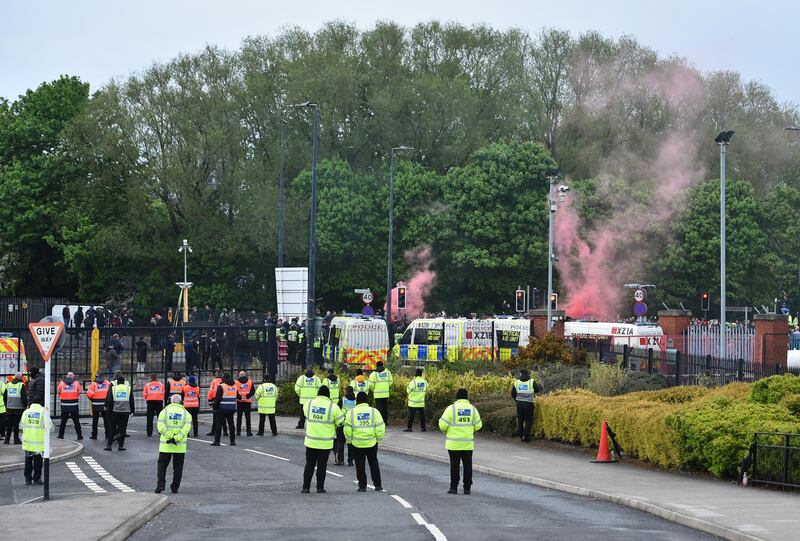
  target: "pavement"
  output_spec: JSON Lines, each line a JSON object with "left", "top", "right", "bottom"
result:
{"left": 0, "top": 436, "right": 83, "bottom": 472}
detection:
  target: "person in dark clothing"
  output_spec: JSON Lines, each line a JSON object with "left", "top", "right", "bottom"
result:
{"left": 143, "top": 374, "right": 165, "bottom": 437}
{"left": 105, "top": 345, "right": 120, "bottom": 375}
{"left": 86, "top": 372, "right": 110, "bottom": 440}
{"left": 62, "top": 305, "right": 71, "bottom": 328}
{"left": 185, "top": 340, "right": 197, "bottom": 375}
{"left": 56, "top": 372, "right": 83, "bottom": 440}
{"left": 287, "top": 319, "right": 299, "bottom": 364}
{"left": 26, "top": 367, "right": 45, "bottom": 407}
{"left": 210, "top": 334, "right": 223, "bottom": 371}
{"left": 4, "top": 372, "right": 27, "bottom": 444}
{"left": 212, "top": 373, "right": 237, "bottom": 446}
{"left": 111, "top": 333, "right": 123, "bottom": 356}
{"left": 74, "top": 306, "right": 84, "bottom": 333}
{"left": 235, "top": 371, "right": 255, "bottom": 436}
{"left": 164, "top": 334, "right": 175, "bottom": 372}
{"left": 104, "top": 372, "right": 135, "bottom": 451}
{"left": 136, "top": 337, "right": 148, "bottom": 373}
{"left": 199, "top": 332, "right": 209, "bottom": 371}
{"left": 511, "top": 368, "right": 537, "bottom": 443}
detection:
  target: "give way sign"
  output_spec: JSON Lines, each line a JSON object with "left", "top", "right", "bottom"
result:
{"left": 28, "top": 322, "right": 64, "bottom": 362}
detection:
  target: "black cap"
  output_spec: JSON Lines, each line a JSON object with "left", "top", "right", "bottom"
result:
{"left": 318, "top": 385, "right": 330, "bottom": 398}
{"left": 415, "top": 368, "right": 423, "bottom": 376}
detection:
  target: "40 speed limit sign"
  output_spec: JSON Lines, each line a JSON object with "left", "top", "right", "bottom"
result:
{"left": 633, "top": 288, "right": 646, "bottom": 302}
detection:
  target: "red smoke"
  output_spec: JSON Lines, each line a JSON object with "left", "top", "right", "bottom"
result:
{"left": 385, "top": 246, "right": 436, "bottom": 319}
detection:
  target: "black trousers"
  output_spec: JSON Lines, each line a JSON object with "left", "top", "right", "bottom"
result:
{"left": 4, "top": 412, "right": 21, "bottom": 443}
{"left": 209, "top": 408, "right": 229, "bottom": 436}
{"left": 448, "top": 450, "right": 473, "bottom": 489}
{"left": 146, "top": 401, "right": 163, "bottom": 436}
{"left": 258, "top": 413, "right": 277, "bottom": 435}
{"left": 287, "top": 342, "right": 297, "bottom": 364}
{"left": 214, "top": 411, "right": 235, "bottom": 444}
{"left": 332, "top": 426, "right": 345, "bottom": 464}
{"left": 24, "top": 451, "right": 43, "bottom": 481}
{"left": 516, "top": 402, "right": 534, "bottom": 441}
{"left": 297, "top": 407, "right": 306, "bottom": 428}
{"left": 0, "top": 412, "right": 6, "bottom": 439}
{"left": 374, "top": 398, "right": 388, "bottom": 425}
{"left": 107, "top": 413, "right": 129, "bottom": 449}
{"left": 236, "top": 402, "right": 252, "bottom": 435}
{"left": 91, "top": 407, "right": 108, "bottom": 439}
{"left": 352, "top": 444, "right": 382, "bottom": 489}
{"left": 58, "top": 409, "right": 82, "bottom": 438}
{"left": 407, "top": 407, "right": 426, "bottom": 429}
{"left": 186, "top": 407, "right": 199, "bottom": 436}
{"left": 157, "top": 452, "right": 185, "bottom": 492}
{"left": 303, "top": 447, "right": 330, "bottom": 490}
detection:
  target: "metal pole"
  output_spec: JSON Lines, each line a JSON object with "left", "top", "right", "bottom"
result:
{"left": 547, "top": 177, "right": 556, "bottom": 332}
{"left": 43, "top": 356, "right": 51, "bottom": 500}
{"left": 306, "top": 106, "right": 318, "bottom": 363}
{"left": 720, "top": 142, "right": 727, "bottom": 360}
{"left": 386, "top": 149, "right": 396, "bottom": 327}
{"left": 278, "top": 120, "right": 286, "bottom": 267}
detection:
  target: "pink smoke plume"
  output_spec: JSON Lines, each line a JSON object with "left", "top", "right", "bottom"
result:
{"left": 387, "top": 246, "right": 436, "bottom": 319}
{"left": 555, "top": 66, "right": 706, "bottom": 320}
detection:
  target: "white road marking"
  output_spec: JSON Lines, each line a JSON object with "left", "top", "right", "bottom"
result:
{"left": 411, "top": 513, "right": 426, "bottom": 525}
{"left": 83, "top": 457, "right": 135, "bottom": 492}
{"left": 391, "top": 494, "right": 413, "bottom": 508}
{"left": 425, "top": 524, "right": 448, "bottom": 541}
{"left": 20, "top": 495, "right": 44, "bottom": 504}
{"left": 188, "top": 437, "right": 226, "bottom": 446}
{"left": 352, "top": 480, "right": 376, "bottom": 489}
{"left": 244, "top": 449, "right": 290, "bottom": 462}
{"left": 65, "top": 461, "right": 106, "bottom": 493}
{"left": 326, "top": 470, "right": 343, "bottom": 478}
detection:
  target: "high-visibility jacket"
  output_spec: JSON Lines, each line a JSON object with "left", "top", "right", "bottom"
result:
{"left": 237, "top": 379, "right": 254, "bottom": 403}
{"left": 5, "top": 381, "right": 24, "bottom": 410}
{"left": 350, "top": 378, "right": 370, "bottom": 397}
{"left": 157, "top": 403, "right": 192, "bottom": 453}
{"left": 20, "top": 403, "right": 52, "bottom": 454}
{"left": 111, "top": 381, "right": 132, "bottom": 413}
{"left": 278, "top": 327, "right": 287, "bottom": 342}
{"left": 254, "top": 382, "right": 278, "bottom": 414}
{"left": 294, "top": 374, "right": 321, "bottom": 405}
{"left": 219, "top": 383, "right": 238, "bottom": 412}
{"left": 406, "top": 377, "right": 428, "bottom": 408}
{"left": 514, "top": 378, "right": 535, "bottom": 403}
{"left": 86, "top": 380, "right": 110, "bottom": 407}
{"left": 183, "top": 385, "right": 200, "bottom": 408}
{"left": 143, "top": 381, "right": 165, "bottom": 402}
{"left": 57, "top": 380, "right": 83, "bottom": 410}
{"left": 208, "top": 377, "right": 223, "bottom": 404}
{"left": 168, "top": 378, "right": 186, "bottom": 396}
{"left": 368, "top": 369, "right": 393, "bottom": 399}
{"left": 0, "top": 381, "right": 6, "bottom": 414}
{"left": 304, "top": 396, "right": 343, "bottom": 450}
{"left": 288, "top": 327, "right": 299, "bottom": 342}
{"left": 342, "top": 396, "right": 356, "bottom": 413}
{"left": 344, "top": 403, "right": 385, "bottom": 448}
{"left": 438, "top": 399, "right": 482, "bottom": 451}
{"left": 322, "top": 377, "right": 340, "bottom": 402}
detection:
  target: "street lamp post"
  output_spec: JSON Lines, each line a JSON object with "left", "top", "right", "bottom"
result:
{"left": 546, "top": 172, "right": 558, "bottom": 332}
{"left": 715, "top": 130, "right": 734, "bottom": 359}
{"left": 177, "top": 239, "right": 193, "bottom": 324}
{"left": 386, "top": 146, "right": 412, "bottom": 328}
{"left": 293, "top": 102, "right": 319, "bottom": 363}
{"left": 278, "top": 120, "right": 286, "bottom": 267}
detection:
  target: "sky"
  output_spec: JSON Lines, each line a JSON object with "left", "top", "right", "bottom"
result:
{"left": 2, "top": 0, "right": 798, "bottom": 104}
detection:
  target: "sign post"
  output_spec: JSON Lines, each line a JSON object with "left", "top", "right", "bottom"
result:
{"left": 28, "top": 320, "right": 64, "bottom": 501}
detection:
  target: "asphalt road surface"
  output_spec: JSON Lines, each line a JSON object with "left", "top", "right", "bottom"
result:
{"left": 0, "top": 416, "right": 718, "bottom": 540}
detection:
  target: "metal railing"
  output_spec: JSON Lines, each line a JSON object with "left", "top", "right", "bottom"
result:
{"left": 751, "top": 432, "right": 800, "bottom": 489}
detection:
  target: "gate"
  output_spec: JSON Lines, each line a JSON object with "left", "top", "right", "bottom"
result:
{"left": 686, "top": 324, "right": 754, "bottom": 361}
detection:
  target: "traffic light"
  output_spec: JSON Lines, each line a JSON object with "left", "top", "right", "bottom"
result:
{"left": 532, "top": 288, "right": 541, "bottom": 309}
{"left": 549, "top": 293, "right": 558, "bottom": 310}
{"left": 700, "top": 291, "right": 710, "bottom": 311}
{"left": 515, "top": 289, "right": 526, "bottom": 312}
{"left": 397, "top": 286, "right": 407, "bottom": 310}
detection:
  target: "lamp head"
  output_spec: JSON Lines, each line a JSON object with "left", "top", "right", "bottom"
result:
{"left": 714, "top": 130, "right": 735, "bottom": 144}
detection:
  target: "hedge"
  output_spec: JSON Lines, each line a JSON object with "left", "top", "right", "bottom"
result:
{"left": 750, "top": 374, "right": 800, "bottom": 404}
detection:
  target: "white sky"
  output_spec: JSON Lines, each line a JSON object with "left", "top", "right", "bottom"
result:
{"left": 2, "top": 0, "right": 798, "bottom": 105}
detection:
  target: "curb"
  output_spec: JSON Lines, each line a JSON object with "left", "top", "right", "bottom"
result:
{"left": 102, "top": 495, "right": 169, "bottom": 541}
{"left": 0, "top": 441, "right": 84, "bottom": 473}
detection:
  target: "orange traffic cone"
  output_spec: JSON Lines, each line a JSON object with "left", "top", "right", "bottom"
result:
{"left": 591, "top": 419, "right": 618, "bottom": 463}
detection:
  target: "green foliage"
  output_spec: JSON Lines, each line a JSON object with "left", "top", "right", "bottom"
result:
{"left": 585, "top": 361, "right": 629, "bottom": 396}
{"left": 510, "top": 333, "right": 584, "bottom": 369}
{"left": 779, "top": 394, "right": 800, "bottom": 417}
{"left": 622, "top": 371, "right": 668, "bottom": 393}
{"left": 533, "top": 362, "right": 590, "bottom": 393}
{"left": 750, "top": 374, "right": 800, "bottom": 404}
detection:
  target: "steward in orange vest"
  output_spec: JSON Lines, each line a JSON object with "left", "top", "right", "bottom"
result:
{"left": 143, "top": 374, "right": 165, "bottom": 437}
{"left": 182, "top": 375, "right": 200, "bottom": 437}
{"left": 212, "top": 373, "right": 237, "bottom": 446}
{"left": 235, "top": 371, "right": 255, "bottom": 437}
{"left": 57, "top": 372, "right": 83, "bottom": 440}
{"left": 86, "top": 372, "right": 110, "bottom": 440}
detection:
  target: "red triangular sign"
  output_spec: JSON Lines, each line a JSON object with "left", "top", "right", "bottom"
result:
{"left": 28, "top": 322, "right": 64, "bottom": 362}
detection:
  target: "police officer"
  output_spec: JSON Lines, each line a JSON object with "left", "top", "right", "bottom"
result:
{"left": 155, "top": 394, "right": 192, "bottom": 494}
{"left": 183, "top": 375, "right": 200, "bottom": 437}
{"left": 294, "top": 368, "right": 321, "bottom": 429}
{"left": 255, "top": 374, "right": 278, "bottom": 436}
{"left": 368, "top": 361, "right": 393, "bottom": 424}
{"left": 287, "top": 318, "right": 300, "bottom": 364}
{"left": 404, "top": 368, "right": 428, "bottom": 432}
{"left": 166, "top": 372, "right": 186, "bottom": 407}
{"left": 19, "top": 399, "right": 52, "bottom": 485}
{"left": 4, "top": 372, "right": 26, "bottom": 444}
{"left": 143, "top": 374, "right": 165, "bottom": 437}
{"left": 322, "top": 369, "right": 344, "bottom": 465}
{"left": 105, "top": 372, "right": 135, "bottom": 451}
{"left": 350, "top": 368, "right": 370, "bottom": 396}
{"left": 211, "top": 373, "right": 237, "bottom": 446}
{"left": 0, "top": 377, "right": 6, "bottom": 441}
{"left": 341, "top": 385, "right": 356, "bottom": 466}
{"left": 301, "top": 386, "right": 343, "bottom": 493}
{"left": 235, "top": 370, "right": 255, "bottom": 436}
{"left": 344, "top": 391, "right": 384, "bottom": 491}
{"left": 512, "top": 368, "right": 536, "bottom": 443}
{"left": 86, "top": 371, "right": 110, "bottom": 440}
{"left": 439, "top": 388, "right": 482, "bottom": 495}
{"left": 57, "top": 372, "right": 83, "bottom": 440}
{"left": 298, "top": 323, "right": 307, "bottom": 368}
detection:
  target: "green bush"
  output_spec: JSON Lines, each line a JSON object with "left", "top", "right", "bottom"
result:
{"left": 585, "top": 362, "right": 629, "bottom": 396}
{"left": 750, "top": 374, "right": 800, "bottom": 404}
{"left": 471, "top": 397, "right": 518, "bottom": 437}
{"left": 533, "top": 363, "right": 589, "bottom": 393}
{"left": 779, "top": 394, "right": 800, "bottom": 417}
{"left": 622, "top": 371, "right": 668, "bottom": 393}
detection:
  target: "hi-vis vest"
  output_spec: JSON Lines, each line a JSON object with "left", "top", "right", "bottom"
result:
{"left": 514, "top": 379, "right": 535, "bottom": 403}
{"left": 157, "top": 403, "right": 192, "bottom": 453}
{"left": 368, "top": 369, "right": 393, "bottom": 398}
{"left": 87, "top": 380, "right": 110, "bottom": 406}
{"left": 21, "top": 404, "right": 50, "bottom": 453}
{"left": 304, "top": 396, "right": 343, "bottom": 450}
{"left": 342, "top": 396, "right": 356, "bottom": 413}
{"left": 255, "top": 382, "right": 278, "bottom": 414}
{"left": 438, "top": 399, "right": 482, "bottom": 451}
{"left": 344, "top": 403, "right": 385, "bottom": 448}
{"left": 237, "top": 379, "right": 253, "bottom": 403}
{"left": 219, "top": 383, "right": 238, "bottom": 412}
{"left": 5, "top": 381, "right": 24, "bottom": 410}
{"left": 112, "top": 382, "right": 131, "bottom": 413}
{"left": 322, "top": 377, "right": 340, "bottom": 402}
{"left": 168, "top": 378, "right": 186, "bottom": 395}
{"left": 0, "top": 381, "right": 5, "bottom": 413}
{"left": 294, "top": 375, "right": 321, "bottom": 405}
{"left": 350, "top": 378, "right": 369, "bottom": 396}
{"left": 183, "top": 385, "right": 200, "bottom": 408}
{"left": 406, "top": 377, "right": 428, "bottom": 408}
{"left": 144, "top": 381, "right": 165, "bottom": 401}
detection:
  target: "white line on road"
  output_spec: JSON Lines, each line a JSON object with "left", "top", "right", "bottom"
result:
{"left": 411, "top": 513, "right": 426, "bottom": 525}
{"left": 352, "top": 480, "right": 376, "bottom": 489}
{"left": 83, "top": 456, "right": 135, "bottom": 492}
{"left": 188, "top": 437, "right": 226, "bottom": 446}
{"left": 326, "top": 470, "right": 343, "bottom": 478}
{"left": 65, "top": 461, "right": 106, "bottom": 493}
{"left": 244, "top": 449, "right": 290, "bottom": 462}
{"left": 20, "top": 495, "right": 44, "bottom": 504}
{"left": 409, "top": 511, "right": 448, "bottom": 540}
{"left": 391, "top": 495, "right": 413, "bottom": 508}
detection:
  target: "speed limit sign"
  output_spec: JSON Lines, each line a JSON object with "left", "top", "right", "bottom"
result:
{"left": 633, "top": 289, "right": 646, "bottom": 302}
{"left": 362, "top": 291, "right": 373, "bottom": 304}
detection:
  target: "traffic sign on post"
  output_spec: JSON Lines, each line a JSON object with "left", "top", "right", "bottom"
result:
{"left": 28, "top": 322, "right": 64, "bottom": 362}
{"left": 633, "top": 302, "right": 648, "bottom": 317}
{"left": 633, "top": 288, "right": 646, "bottom": 302}
{"left": 361, "top": 305, "right": 375, "bottom": 316}
{"left": 361, "top": 291, "right": 373, "bottom": 304}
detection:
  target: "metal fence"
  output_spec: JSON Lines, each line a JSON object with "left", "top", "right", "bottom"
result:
{"left": 751, "top": 432, "right": 800, "bottom": 490}
{"left": 686, "top": 324, "right": 754, "bottom": 361}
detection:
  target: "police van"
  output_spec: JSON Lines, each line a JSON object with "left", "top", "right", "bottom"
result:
{"left": 563, "top": 321, "right": 665, "bottom": 350}
{"left": 323, "top": 316, "right": 389, "bottom": 369}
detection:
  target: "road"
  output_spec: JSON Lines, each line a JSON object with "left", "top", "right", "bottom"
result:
{"left": 0, "top": 416, "right": 718, "bottom": 540}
